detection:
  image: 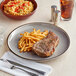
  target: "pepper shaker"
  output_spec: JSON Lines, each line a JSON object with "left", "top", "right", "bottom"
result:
{"left": 54, "top": 10, "right": 60, "bottom": 25}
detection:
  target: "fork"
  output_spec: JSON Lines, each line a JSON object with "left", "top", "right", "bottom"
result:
{"left": 0, "top": 59, "right": 45, "bottom": 75}
{"left": 10, "top": 65, "right": 38, "bottom": 76}
{"left": 0, "top": 59, "right": 38, "bottom": 76}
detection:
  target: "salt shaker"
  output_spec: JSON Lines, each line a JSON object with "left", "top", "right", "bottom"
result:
{"left": 51, "top": 5, "right": 57, "bottom": 22}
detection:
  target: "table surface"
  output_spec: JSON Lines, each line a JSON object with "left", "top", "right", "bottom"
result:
{"left": 0, "top": 0, "right": 76, "bottom": 76}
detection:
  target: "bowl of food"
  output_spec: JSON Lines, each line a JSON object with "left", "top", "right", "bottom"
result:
{"left": 0, "top": 0, "right": 37, "bottom": 20}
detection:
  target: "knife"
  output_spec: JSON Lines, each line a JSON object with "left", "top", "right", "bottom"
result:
{"left": 7, "top": 59, "right": 45, "bottom": 75}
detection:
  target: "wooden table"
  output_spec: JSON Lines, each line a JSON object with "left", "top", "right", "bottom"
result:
{"left": 0, "top": 0, "right": 76, "bottom": 76}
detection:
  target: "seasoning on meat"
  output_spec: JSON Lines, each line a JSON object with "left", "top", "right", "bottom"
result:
{"left": 32, "top": 31, "right": 59, "bottom": 57}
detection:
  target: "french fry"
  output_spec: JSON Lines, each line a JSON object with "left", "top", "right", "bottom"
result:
{"left": 18, "top": 28, "right": 48, "bottom": 52}
{"left": 37, "top": 29, "right": 40, "bottom": 33}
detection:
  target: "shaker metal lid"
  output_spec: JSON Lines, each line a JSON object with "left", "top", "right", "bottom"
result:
{"left": 51, "top": 5, "right": 57, "bottom": 8}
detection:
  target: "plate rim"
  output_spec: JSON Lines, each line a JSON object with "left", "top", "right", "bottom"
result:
{"left": 7, "top": 22, "right": 70, "bottom": 61}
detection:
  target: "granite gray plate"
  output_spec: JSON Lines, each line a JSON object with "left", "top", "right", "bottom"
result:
{"left": 7, "top": 22, "right": 70, "bottom": 61}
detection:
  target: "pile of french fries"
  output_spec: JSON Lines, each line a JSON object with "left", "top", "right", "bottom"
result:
{"left": 18, "top": 28, "right": 48, "bottom": 52}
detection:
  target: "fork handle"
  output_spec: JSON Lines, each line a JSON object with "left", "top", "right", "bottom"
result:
{"left": 11, "top": 66, "right": 38, "bottom": 76}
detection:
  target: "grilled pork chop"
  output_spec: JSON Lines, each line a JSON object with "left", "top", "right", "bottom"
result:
{"left": 32, "top": 31, "right": 59, "bottom": 57}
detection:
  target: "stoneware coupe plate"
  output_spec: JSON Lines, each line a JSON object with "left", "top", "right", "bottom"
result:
{"left": 7, "top": 22, "right": 70, "bottom": 61}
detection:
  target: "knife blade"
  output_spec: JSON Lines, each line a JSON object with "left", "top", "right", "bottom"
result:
{"left": 7, "top": 59, "right": 45, "bottom": 75}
